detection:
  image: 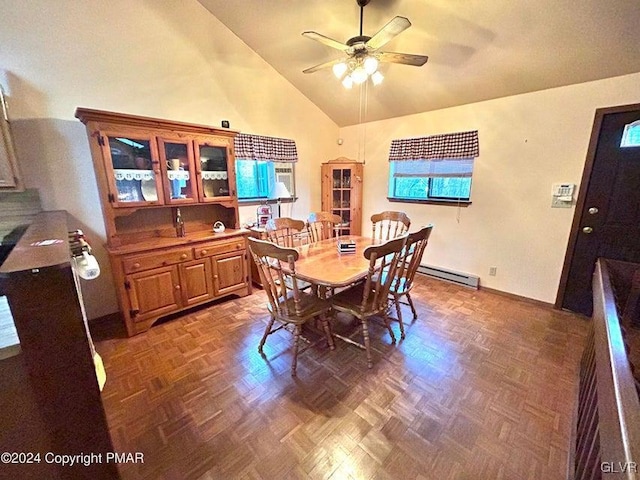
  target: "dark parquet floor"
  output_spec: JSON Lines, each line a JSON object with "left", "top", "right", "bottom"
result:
{"left": 93, "top": 275, "right": 589, "bottom": 480}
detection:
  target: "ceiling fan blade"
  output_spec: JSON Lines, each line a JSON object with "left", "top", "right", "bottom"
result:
{"left": 303, "top": 58, "right": 346, "bottom": 74}
{"left": 302, "top": 31, "right": 349, "bottom": 51}
{"left": 377, "top": 51, "right": 428, "bottom": 67}
{"left": 365, "top": 16, "right": 411, "bottom": 50}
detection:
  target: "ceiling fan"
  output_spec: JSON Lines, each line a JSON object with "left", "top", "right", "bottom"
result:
{"left": 302, "top": 0, "right": 428, "bottom": 88}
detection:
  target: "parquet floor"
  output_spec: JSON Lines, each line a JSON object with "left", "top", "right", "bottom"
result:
{"left": 93, "top": 276, "right": 589, "bottom": 480}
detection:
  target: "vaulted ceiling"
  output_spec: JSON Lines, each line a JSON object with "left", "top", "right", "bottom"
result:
{"left": 199, "top": 0, "right": 640, "bottom": 127}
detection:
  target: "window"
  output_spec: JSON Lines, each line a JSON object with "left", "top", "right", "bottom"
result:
{"left": 235, "top": 159, "right": 275, "bottom": 200}
{"left": 389, "top": 160, "right": 473, "bottom": 201}
{"left": 621, "top": 120, "right": 640, "bottom": 148}
{"left": 387, "top": 130, "right": 479, "bottom": 203}
{"left": 235, "top": 161, "right": 296, "bottom": 201}
{"left": 234, "top": 133, "right": 298, "bottom": 202}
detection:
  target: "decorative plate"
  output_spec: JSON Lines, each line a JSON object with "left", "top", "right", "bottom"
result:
{"left": 140, "top": 179, "right": 158, "bottom": 202}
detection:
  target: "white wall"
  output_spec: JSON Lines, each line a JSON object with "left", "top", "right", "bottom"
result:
{"left": 339, "top": 73, "right": 640, "bottom": 303}
{"left": 0, "top": 0, "right": 338, "bottom": 318}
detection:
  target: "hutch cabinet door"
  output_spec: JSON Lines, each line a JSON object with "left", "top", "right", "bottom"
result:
{"left": 98, "top": 131, "right": 164, "bottom": 207}
{"left": 179, "top": 258, "right": 214, "bottom": 306}
{"left": 126, "top": 265, "right": 182, "bottom": 321}
{"left": 157, "top": 136, "right": 198, "bottom": 205}
{"left": 321, "top": 161, "right": 363, "bottom": 236}
{"left": 194, "top": 137, "right": 237, "bottom": 203}
{"left": 212, "top": 251, "right": 247, "bottom": 296}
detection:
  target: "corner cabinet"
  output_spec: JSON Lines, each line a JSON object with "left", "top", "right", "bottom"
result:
{"left": 76, "top": 108, "right": 251, "bottom": 336}
{"left": 321, "top": 157, "right": 363, "bottom": 236}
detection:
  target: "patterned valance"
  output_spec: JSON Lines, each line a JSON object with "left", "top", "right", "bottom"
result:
{"left": 389, "top": 130, "right": 479, "bottom": 161}
{"left": 234, "top": 133, "right": 298, "bottom": 163}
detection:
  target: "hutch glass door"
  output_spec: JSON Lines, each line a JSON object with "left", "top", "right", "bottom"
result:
{"left": 331, "top": 167, "right": 352, "bottom": 236}
{"left": 198, "top": 144, "right": 230, "bottom": 200}
{"left": 107, "top": 135, "right": 161, "bottom": 206}
{"left": 158, "top": 138, "right": 196, "bottom": 204}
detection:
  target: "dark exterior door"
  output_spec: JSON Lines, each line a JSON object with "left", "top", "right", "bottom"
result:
{"left": 558, "top": 104, "right": 640, "bottom": 316}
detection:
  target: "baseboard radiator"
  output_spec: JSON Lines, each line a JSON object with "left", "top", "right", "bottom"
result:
{"left": 417, "top": 264, "right": 480, "bottom": 289}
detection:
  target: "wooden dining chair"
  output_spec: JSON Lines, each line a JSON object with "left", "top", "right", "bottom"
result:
{"left": 264, "top": 217, "right": 312, "bottom": 291}
{"left": 329, "top": 234, "right": 407, "bottom": 368}
{"left": 247, "top": 237, "right": 334, "bottom": 376}
{"left": 307, "top": 212, "right": 342, "bottom": 243}
{"left": 389, "top": 225, "right": 433, "bottom": 338}
{"left": 371, "top": 211, "right": 411, "bottom": 241}
{"left": 264, "top": 217, "right": 308, "bottom": 247}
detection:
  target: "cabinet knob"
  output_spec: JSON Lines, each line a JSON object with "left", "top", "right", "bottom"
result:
{"left": 175, "top": 284, "right": 181, "bottom": 290}
{"left": 133, "top": 262, "right": 140, "bottom": 269}
{"left": 582, "top": 226, "right": 593, "bottom": 234}
{"left": 214, "top": 275, "right": 218, "bottom": 279}
{"left": 201, "top": 250, "right": 208, "bottom": 255}
{"left": 236, "top": 244, "right": 242, "bottom": 249}
{"left": 180, "top": 254, "right": 188, "bottom": 260}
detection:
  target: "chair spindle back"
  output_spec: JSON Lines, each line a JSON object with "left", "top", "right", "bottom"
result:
{"left": 307, "top": 212, "right": 342, "bottom": 243}
{"left": 359, "top": 235, "right": 408, "bottom": 314}
{"left": 248, "top": 237, "right": 303, "bottom": 317}
{"left": 265, "top": 217, "right": 307, "bottom": 247}
{"left": 371, "top": 211, "right": 411, "bottom": 241}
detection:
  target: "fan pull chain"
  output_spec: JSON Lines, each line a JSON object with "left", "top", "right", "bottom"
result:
{"left": 357, "top": 82, "right": 369, "bottom": 164}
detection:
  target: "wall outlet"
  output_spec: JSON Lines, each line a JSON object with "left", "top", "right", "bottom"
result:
{"left": 489, "top": 266, "right": 497, "bottom": 276}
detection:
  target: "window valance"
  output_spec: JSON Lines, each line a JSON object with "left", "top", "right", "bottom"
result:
{"left": 234, "top": 133, "right": 298, "bottom": 163}
{"left": 388, "top": 130, "right": 479, "bottom": 161}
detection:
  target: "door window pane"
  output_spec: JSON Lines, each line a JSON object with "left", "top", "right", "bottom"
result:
{"left": 620, "top": 120, "right": 640, "bottom": 148}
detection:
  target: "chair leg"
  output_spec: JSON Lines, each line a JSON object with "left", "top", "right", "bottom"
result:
{"left": 319, "top": 313, "right": 335, "bottom": 350}
{"left": 361, "top": 318, "right": 373, "bottom": 369}
{"left": 393, "top": 294, "right": 405, "bottom": 339}
{"left": 406, "top": 292, "right": 418, "bottom": 321}
{"left": 382, "top": 309, "right": 397, "bottom": 344}
{"left": 291, "top": 324, "right": 301, "bottom": 377}
{"left": 258, "top": 315, "right": 276, "bottom": 354}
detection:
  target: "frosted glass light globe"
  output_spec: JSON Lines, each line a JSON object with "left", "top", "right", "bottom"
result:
{"left": 363, "top": 56, "right": 379, "bottom": 75}
{"left": 351, "top": 66, "right": 368, "bottom": 84}
{"left": 332, "top": 62, "right": 347, "bottom": 79}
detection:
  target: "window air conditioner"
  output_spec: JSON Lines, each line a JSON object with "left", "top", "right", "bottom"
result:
{"left": 275, "top": 163, "right": 295, "bottom": 197}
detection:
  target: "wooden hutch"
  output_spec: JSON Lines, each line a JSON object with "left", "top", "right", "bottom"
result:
{"left": 76, "top": 108, "right": 251, "bottom": 336}
{"left": 321, "top": 157, "right": 363, "bottom": 236}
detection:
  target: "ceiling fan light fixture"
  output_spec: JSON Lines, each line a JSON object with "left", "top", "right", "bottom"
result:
{"left": 371, "top": 71, "right": 384, "bottom": 85}
{"left": 302, "top": 1, "right": 427, "bottom": 90}
{"left": 363, "top": 56, "right": 378, "bottom": 75}
{"left": 332, "top": 62, "right": 348, "bottom": 79}
{"left": 342, "top": 75, "right": 354, "bottom": 89}
{"left": 351, "top": 66, "right": 368, "bottom": 84}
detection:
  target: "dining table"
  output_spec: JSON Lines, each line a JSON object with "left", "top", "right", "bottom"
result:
{"left": 296, "top": 235, "right": 380, "bottom": 288}
{"left": 289, "top": 234, "right": 396, "bottom": 352}
{"left": 292, "top": 235, "right": 379, "bottom": 289}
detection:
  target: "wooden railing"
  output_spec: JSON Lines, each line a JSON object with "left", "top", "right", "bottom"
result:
{"left": 571, "top": 258, "right": 640, "bottom": 479}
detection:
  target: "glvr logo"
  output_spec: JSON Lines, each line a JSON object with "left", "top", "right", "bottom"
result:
{"left": 601, "top": 462, "right": 638, "bottom": 473}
